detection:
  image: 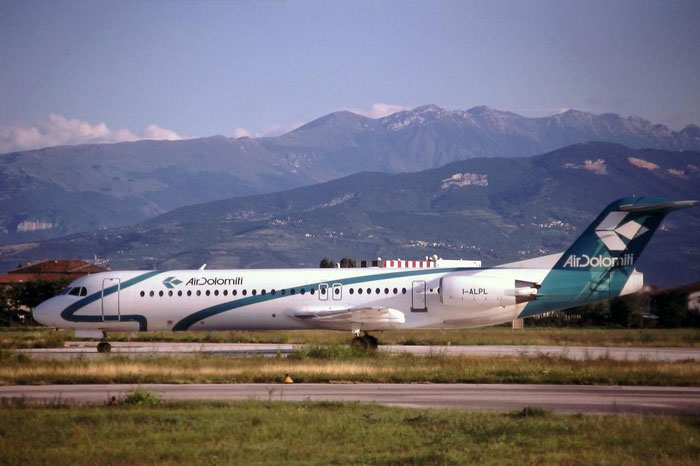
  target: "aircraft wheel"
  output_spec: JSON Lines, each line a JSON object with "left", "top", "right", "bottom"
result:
{"left": 365, "top": 334, "right": 379, "bottom": 349}
{"left": 351, "top": 334, "right": 378, "bottom": 350}
{"left": 97, "top": 341, "right": 111, "bottom": 353}
{"left": 351, "top": 336, "right": 369, "bottom": 350}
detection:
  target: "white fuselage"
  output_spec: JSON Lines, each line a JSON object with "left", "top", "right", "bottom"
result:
{"left": 34, "top": 266, "right": 552, "bottom": 333}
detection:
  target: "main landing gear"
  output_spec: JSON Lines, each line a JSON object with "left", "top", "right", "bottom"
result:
{"left": 96, "top": 334, "right": 111, "bottom": 354}
{"left": 96, "top": 341, "right": 111, "bottom": 353}
{"left": 351, "top": 332, "right": 379, "bottom": 350}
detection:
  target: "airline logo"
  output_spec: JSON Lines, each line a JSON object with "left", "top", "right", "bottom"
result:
{"left": 562, "top": 210, "right": 647, "bottom": 268}
{"left": 185, "top": 277, "right": 243, "bottom": 286}
{"left": 562, "top": 253, "right": 634, "bottom": 268}
{"left": 162, "top": 276, "right": 183, "bottom": 289}
{"left": 593, "top": 211, "right": 648, "bottom": 252}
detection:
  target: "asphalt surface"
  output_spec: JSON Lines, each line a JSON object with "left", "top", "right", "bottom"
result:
{"left": 19, "top": 342, "right": 700, "bottom": 361}
{"left": 2, "top": 383, "right": 698, "bottom": 415}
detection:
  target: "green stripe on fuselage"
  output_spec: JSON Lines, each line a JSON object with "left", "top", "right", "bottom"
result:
{"left": 172, "top": 267, "right": 470, "bottom": 331}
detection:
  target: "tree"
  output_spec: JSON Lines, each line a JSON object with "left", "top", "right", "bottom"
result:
{"left": 319, "top": 257, "right": 336, "bottom": 268}
{"left": 339, "top": 258, "right": 356, "bottom": 268}
{"left": 652, "top": 290, "right": 687, "bottom": 328}
{"left": 0, "top": 279, "right": 70, "bottom": 326}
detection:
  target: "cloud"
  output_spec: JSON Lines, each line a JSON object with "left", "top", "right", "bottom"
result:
{"left": 0, "top": 114, "right": 184, "bottom": 154}
{"left": 346, "top": 102, "right": 409, "bottom": 118}
{"left": 233, "top": 122, "right": 302, "bottom": 139}
{"left": 233, "top": 127, "right": 252, "bottom": 138}
{"left": 141, "top": 124, "right": 181, "bottom": 141}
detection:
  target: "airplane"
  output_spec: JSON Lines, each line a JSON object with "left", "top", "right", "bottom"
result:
{"left": 33, "top": 196, "right": 696, "bottom": 352}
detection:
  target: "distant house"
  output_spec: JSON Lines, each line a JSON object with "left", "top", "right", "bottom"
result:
{"left": 0, "top": 259, "right": 109, "bottom": 284}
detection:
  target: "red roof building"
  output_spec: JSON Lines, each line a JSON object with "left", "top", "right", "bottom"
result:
{"left": 0, "top": 259, "right": 109, "bottom": 284}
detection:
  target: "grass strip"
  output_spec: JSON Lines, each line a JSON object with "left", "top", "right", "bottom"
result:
{"left": 0, "top": 399, "right": 698, "bottom": 465}
{"left": 1, "top": 348, "right": 698, "bottom": 386}
{"left": 3, "top": 327, "right": 699, "bottom": 349}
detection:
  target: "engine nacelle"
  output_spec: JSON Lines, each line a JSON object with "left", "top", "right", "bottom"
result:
{"left": 440, "top": 275, "right": 539, "bottom": 309}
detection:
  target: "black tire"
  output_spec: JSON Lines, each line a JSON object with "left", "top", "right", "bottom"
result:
{"left": 351, "top": 336, "right": 369, "bottom": 350}
{"left": 97, "top": 341, "right": 111, "bottom": 353}
{"left": 365, "top": 334, "right": 379, "bottom": 349}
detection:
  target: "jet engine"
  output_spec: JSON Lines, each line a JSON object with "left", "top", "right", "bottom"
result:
{"left": 440, "top": 275, "right": 539, "bottom": 309}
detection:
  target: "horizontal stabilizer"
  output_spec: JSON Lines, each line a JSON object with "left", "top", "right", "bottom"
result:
{"left": 618, "top": 200, "right": 697, "bottom": 213}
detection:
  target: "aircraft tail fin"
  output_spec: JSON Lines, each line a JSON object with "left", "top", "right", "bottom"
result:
{"left": 519, "top": 197, "right": 695, "bottom": 318}
{"left": 553, "top": 197, "right": 696, "bottom": 271}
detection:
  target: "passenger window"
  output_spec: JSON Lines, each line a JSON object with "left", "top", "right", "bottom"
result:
{"left": 375, "top": 288, "right": 380, "bottom": 294}
{"left": 243, "top": 290, "right": 247, "bottom": 296}
{"left": 262, "top": 289, "right": 266, "bottom": 295}
{"left": 187, "top": 290, "right": 192, "bottom": 296}
{"left": 223, "top": 290, "right": 228, "bottom": 296}
{"left": 214, "top": 290, "right": 219, "bottom": 296}
{"left": 233, "top": 290, "right": 237, "bottom": 296}
{"left": 271, "top": 289, "right": 276, "bottom": 295}
{"left": 196, "top": 290, "right": 201, "bottom": 296}
{"left": 159, "top": 291, "right": 164, "bottom": 297}
{"left": 402, "top": 288, "right": 407, "bottom": 294}
{"left": 206, "top": 290, "right": 211, "bottom": 296}
{"left": 150, "top": 291, "right": 154, "bottom": 297}
{"left": 291, "top": 289, "right": 296, "bottom": 295}
{"left": 300, "top": 288, "right": 305, "bottom": 295}
{"left": 252, "top": 289, "right": 257, "bottom": 296}
{"left": 358, "top": 288, "right": 363, "bottom": 294}
{"left": 393, "top": 288, "right": 398, "bottom": 294}
{"left": 168, "top": 290, "right": 173, "bottom": 297}
{"left": 140, "top": 291, "right": 145, "bottom": 297}
{"left": 384, "top": 288, "right": 389, "bottom": 294}
{"left": 349, "top": 288, "right": 354, "bottom": 295}
{"left": 367, "top": 288, "right": 371, "bottom": 294}
{"left": 310, "top": 289, "right": 315, "bottom": 295}
{"left": 178, "top": 291, "right": 182, "bottom": 297}
{"left": 281, "top": 289, "right": 286, "bottom": 295}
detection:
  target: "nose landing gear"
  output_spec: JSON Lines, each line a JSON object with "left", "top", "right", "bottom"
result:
{"left": 351, "top": 332, "right": 378, "bottom": 350}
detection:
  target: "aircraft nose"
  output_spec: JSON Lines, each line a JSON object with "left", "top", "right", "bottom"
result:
{"left": 33, "top": 299, "right": 55, "bottom": 327}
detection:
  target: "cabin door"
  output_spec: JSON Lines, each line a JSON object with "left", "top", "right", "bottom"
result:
{"left": 411, "top": 280, "right": 427, "bottom": 312}
{"left": 101, "top": 278, "right": 121, "bottom": 322}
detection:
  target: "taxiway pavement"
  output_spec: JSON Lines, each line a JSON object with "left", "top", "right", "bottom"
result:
{"left": 19, "top": 342, "right": 700, "bottom": 361}
{"left": 1, "top": 383, "right": 698, "bottom": 415}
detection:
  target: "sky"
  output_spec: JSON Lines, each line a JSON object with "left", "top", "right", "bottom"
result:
{"left": 0, "top": 0, "right": 698, "bottom": 152}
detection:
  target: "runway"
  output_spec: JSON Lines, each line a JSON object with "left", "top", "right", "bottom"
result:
{"left": 2, "top": 383, "right": 698, "bottom": 415}
{"left": 19, "top": 342, "right": 700, "bottom": 361}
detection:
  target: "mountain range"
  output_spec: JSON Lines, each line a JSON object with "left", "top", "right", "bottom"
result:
{"left": 2, "top": 142, "right": 698, "bottom": 286}
{"left": 1, "top": 105, "right": 698, "bottom": 244}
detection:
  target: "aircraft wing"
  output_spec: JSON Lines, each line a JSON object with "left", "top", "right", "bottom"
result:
{"left": 293, "top": 307, "right": 406, "bottom": 325}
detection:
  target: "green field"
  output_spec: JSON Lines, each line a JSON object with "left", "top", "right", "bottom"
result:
{"left": 2, "top": 348, "right": 698, "bottom": 386}
{"left": 1, "top": 399, "right": 698, "bottom": 465}
{"left": 2, "top": 327, "right": 699, "bottom": 349}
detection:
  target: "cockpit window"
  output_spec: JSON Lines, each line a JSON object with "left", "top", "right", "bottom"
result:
{"left": 68, "top": 287, "right": 87, "bottom": 297}
{"left": 60, "top": 287, "right": 72, "bottom": 295}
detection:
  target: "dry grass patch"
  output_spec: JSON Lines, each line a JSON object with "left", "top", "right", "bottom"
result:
{"left": 1, "top": 350, "right": 698, "bottom": 386}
